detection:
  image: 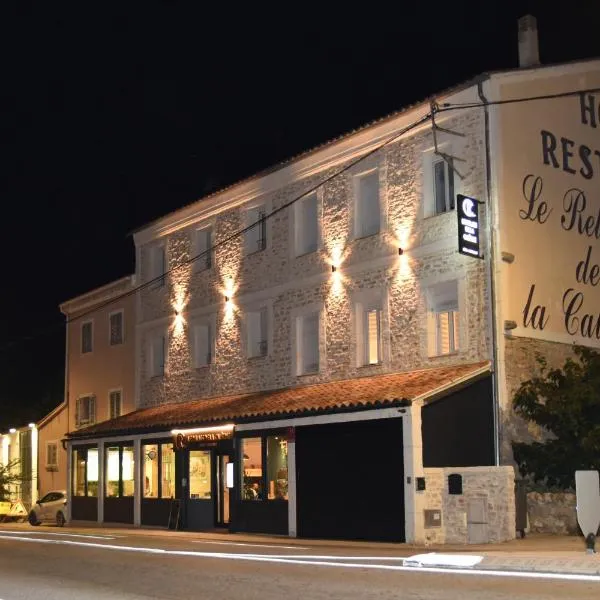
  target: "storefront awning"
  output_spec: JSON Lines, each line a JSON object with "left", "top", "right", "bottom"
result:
{"left": 67, "top": 361, "right": 490, "bottom": 440}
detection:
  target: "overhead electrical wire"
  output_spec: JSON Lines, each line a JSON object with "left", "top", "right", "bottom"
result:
{"left": 1, "top": 83, "right": 599, "bottom": 354}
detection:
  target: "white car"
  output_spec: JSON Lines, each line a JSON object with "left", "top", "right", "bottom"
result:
{"left": 28, "top": 490, "right": 67, "bottom": 527}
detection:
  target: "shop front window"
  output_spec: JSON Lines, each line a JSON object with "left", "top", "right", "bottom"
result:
{"left": 266, "top": 435, "right": 288, "bottom": 500}
{"left": 72, "top": 447, "right": 98, "bottom": 497}
{"left": 241, "top": 438, "right": 263, "bottom": 500}
{"left": 106, "top": 444, "right": 135, "bottom": 498}
{"left": 189, "top": 450, "right": 211, "bottom": 499}
{"left": 143, "top": 442, "right": 175, "bottom": 499}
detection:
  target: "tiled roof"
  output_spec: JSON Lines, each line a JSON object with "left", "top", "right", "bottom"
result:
{"left": 68, "top": 361, "right": 490, "bottom": 439}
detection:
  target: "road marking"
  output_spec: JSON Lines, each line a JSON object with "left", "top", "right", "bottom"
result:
{"left": 192, "top": 540, "right": 311, "bottom": 550}
{"left": 0, "top": 530, "right": 117, "bottom": 540}
{"left": 0, "top": 534, "right": 598, "bottom": 583}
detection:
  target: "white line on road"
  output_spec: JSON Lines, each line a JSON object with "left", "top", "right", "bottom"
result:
{"left": 0, "top": 534, "right": 598, "bottom": 583}
{"left": 192, "top": 540, "right": 311, "bottom": 550}
{"left": 0, "top": 530, "right": 117, "bottom": 540}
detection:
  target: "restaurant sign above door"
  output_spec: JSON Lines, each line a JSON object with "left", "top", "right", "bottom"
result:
{"left": 172, "top": 425, "right": 234, "bottom": 450}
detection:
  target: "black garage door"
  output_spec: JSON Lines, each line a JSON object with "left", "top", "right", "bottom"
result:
{"left": 296, "top": 417, "right": 404, "bottom": 542}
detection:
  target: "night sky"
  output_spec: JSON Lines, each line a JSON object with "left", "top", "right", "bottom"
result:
{"left": 1, "top": 2, "right": 599, "bottom": 429}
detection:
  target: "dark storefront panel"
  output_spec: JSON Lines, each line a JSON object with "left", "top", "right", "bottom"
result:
{"left": 296, "top": 417, "right": 405, "bottom": 543}
{"left": 422, "top": 375, "right": 494, "bottom": 467}
{"left": 71, "top": 497, "right": 98, "bottom": 521}
{"left": 104, "top": 497, "right": 134, "bottom": 523}
{"left": 141, "top": 499, "right": 172, "bottom": 527}
{"left": 234, "top": 498, "right": 288, "bottom": 535}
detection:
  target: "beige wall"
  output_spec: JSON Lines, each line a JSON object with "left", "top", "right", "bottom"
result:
{"left": 37, "top": 406, "right": 68, "bottom": 497}
{"left": 64, "top": 277, "right": 136, "bottom": 432}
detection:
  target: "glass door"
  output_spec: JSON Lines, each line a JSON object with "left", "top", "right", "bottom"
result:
{"left": 217, "top": 454, "right": 231, "bottom": 526}
{"left": 186, "top": 449, "right": 213, "bottom": 530}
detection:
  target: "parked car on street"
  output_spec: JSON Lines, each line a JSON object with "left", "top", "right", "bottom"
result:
{"left": 28, "top": 491, "right": 67, "bottom": 527}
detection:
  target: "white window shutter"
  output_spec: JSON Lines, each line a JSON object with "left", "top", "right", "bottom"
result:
{"left": 247, "top": 311, "right": 260, "bottom": 356}
{"left": 365, "top": 309, "right": 380, "bottom": 364}
{"left": 357, "top": 171, "right": 380, "bottom": 237}
{"left": 302, "top": 194, "right": 318, "bottom": 254}
{"left": 90, "top": 396, "right": 96, "bottom": 425}
{"left": 302, "top": 313, "right": 319, "bottom": 372}
{"left": 195, "top": 324, "right": 210, "bottom": 367}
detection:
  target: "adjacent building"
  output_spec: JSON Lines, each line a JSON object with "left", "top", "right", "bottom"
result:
{"left": 64, "top": 20, "right": 600, "bottom": 544}
{"left": 1, "top": 424, "right": 38, "bottom": 509}
{"left": 37, "top": 276, "right": 137, "bottom": 499}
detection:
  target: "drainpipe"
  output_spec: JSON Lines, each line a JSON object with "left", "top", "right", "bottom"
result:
{"left": 478, "top": 80, "right": 501, "bottom": 466}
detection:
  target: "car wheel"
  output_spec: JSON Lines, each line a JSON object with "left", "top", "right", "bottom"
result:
{"left": 28, "top": 511, "right": 41, "bottom": 526}
{"left": 56, "top": 511, "right": 66, "bottom": 527}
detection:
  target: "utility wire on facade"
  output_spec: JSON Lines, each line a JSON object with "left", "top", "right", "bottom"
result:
{"left": 1, "top": 84, "right": 599, "bottom": 354}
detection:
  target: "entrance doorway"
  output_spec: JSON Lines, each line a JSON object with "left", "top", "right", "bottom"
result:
{"left": 185, "top": 449, "right": 213, "bottom": 530}
{"left": 216, "top": 454, "right": 232, "bottom": 527}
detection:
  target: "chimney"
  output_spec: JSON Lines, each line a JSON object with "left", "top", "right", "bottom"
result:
{"left": 518, "top": 14, "right": 540, "bottom": 68}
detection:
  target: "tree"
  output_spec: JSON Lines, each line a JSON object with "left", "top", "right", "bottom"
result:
{"left": 0, "top": 459, "right": 23, "bottom": 501}
{"left": 512, "top": 346, "right": 600, "bottom": 490}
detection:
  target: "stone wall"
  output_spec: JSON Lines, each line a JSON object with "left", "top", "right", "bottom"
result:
{"left": 135, "top": 108, "right": 491, "bottom": 408}
{"left": 422, "top": 466, "right": 516, "bottom": 544}
{"left": 526, "top": 492, "right": 579, "bottom": 535}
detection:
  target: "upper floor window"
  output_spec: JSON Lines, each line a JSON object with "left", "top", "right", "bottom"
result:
{"left": 45, "top": 442, "right": 58, "bottom": 469}
{"left": 246, "top": 307, "right": 268, "bottom": 358}
{"left": 244, "top": 205, "right": 267, "bottom": 255}
{"left": 354, "top": 169, "right": 380, "bottom": 238}
{"left": 427, "top": 280, "right": 460, "bottom": 356}
{"left": 433, "top": 156, "right": 455, "bottom": 215}
{"left": 294, "top": 192, "right": 318, "bottom": 256}
{"left": 149, "top": 332, "right": 166, "bottom": 377}
{"left": 109, "top": 389, "right": 122, "bottom": 420}
{"left": 81, "top": 321, "right": 93, "bottom": 354}
{"left": 109, "top": 311, "right": 124, "bottom": 346}
{"left": 150, "top": 245, "right": 166, "bottom": 287}
{"left": 296, "top": 311, "right": 320, "bottom": 375}
{"left": 193, "top": 226, "right": 213, "bottom": 273}
{"left": 76, "top": 395, "right": 96, "bottom": 429}
{"left": 192, "top": 320, "right": 214, "bottom": 368}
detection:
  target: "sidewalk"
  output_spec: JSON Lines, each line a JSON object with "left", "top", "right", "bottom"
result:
{"left": 3, "top": 521, "right": 600, "bottom": 577}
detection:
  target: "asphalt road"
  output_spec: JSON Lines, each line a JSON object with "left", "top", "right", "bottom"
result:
{"left": 0, "top": 528, "right": 597, "bottom": 600}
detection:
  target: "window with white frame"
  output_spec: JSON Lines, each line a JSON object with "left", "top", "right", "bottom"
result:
{"left": 109, "top": 311, "right": 124, "bottom": 345}
{"left": 432, "top": 155, "right": 455, "bottom": 215}
{"left": 150, "top": 245, "right": 166, "bottom": 287}
{"left": 109, "top": 390, "right": 122, "bottom": 420}
{"left": 246, "top": 307, "right": 268, "bottom": 358}
{"left": 192, "top": 321, "right": 214, "bottom": 368}
{"left": 81, "top": 321, "right": 93, "bottom": 354}
{"left": 244, "top": 205, "right": 267, "bottom": 255}
{"left": 149, "top": 332, "right": 166, "bottom": 377}
{"left": 297, "top": 311, "right": 320, "bottom": 375}
{"left": 427, "top": 280, "right": 460, "bottom": 356}
{"left": 46, "top": 442, "right": 58, "bottom": 469}
{"left": 354, "top": 169, "right": 380, "bottom": 238}
{"left": 193, "top": 226, "right": 213, "bottom": 273}
{"left": 294, "top": 192, "right": 318, "bottom": 256}
{"left": 76, "top": 395, "right": 96, "bottom": 428}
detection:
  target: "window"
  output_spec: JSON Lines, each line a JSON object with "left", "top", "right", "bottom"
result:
{"left": 192, "top": 321, "right": 213, "bottom": 368}
{"left": 246, "top": 307, "right": 268, "bottom": 358}
{"left": 297, "top": 312, "right": 319, "bottom": 375}
{"left": 427, "top": 280, "right": 460, "bottom": 356}
{"left": 241, "top": 434, "right": 288, "bottom": 501}
{"left": 46, "top": 442, "right": 58, "bottom": 470}
{"left": 433, "top": 156, "right": 455, "bottom": 215}
{"left": 363, "top": 308, "right": 382, "bottom": 365}
{"left": 72, "top": 447, "right": 98, "bottom": 497}
{"left": 106, "top": 445, "right": 135, "bottom": 498}
{"left": 109, "top": 390, "right": 122, "bottom": 420}
{"left": 143, "top": 442, "right": 175, "bottom": 499}
{"left": 149, "top": 333, "right": 166, "bottom": 377}
{"left": 109, "top": 311, "right": 124, "bottom": 345}
{"left": 244, "top": 205, "right": 267, "bottom": 254}
{"left": 189, "top": 450, "right": 212, "bottom": 499}
{"left": 75, "top": 395, "right": 96, "bottom": 428}
{"left": 193, "top": 226, "right": 213, "bottom": 273}
{"left": 355, "top": 169, "right": 380, "bottom": 238}
{"left": 295, "top": 192, "right": 318, "bottom": 256}
{"left": 81, "top": 321, "right": 93, "bottom": 354}
{"left": 150, "top": 245, "right": 166, "bottom": 287}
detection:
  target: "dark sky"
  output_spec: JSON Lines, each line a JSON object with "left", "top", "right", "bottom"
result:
{"left": 0, "top": 1, "right": 599, "bottom": 428}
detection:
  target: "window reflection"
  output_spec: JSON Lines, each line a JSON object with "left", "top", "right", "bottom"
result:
{"left": 266, "top": 436, "right": 288, "bottom": 500}
{"left": 189, "top": 450, "right": 211, "bottom": 499}
{"left": 241, "top": 438, "right": 263, "bottom": 500}
{"left": 143, "top": 444, "right": 159, "bottom": 497}
{"left": 161, "top": 444, "right": 175, "bottom": 499}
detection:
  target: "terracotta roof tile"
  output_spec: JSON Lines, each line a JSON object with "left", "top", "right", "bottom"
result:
{"left": 68, "top": 361, "right": 489, "bottom": 439}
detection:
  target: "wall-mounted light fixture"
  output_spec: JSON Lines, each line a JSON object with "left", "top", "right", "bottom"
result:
{"left": 331, "top": 265, "right": 337, "bottom": 273}
{"left": 398, "top": 247, "right": 404, "bottom": 256}
{"left": 504, "top": 320, "right": 518, "bottom": 331}
{"left": 28, "top": 423, "right": 35, "bottom": 428}
{"left": 9, "top": 428, "right": 16, "bottom": 434}
{"left": 225, "top": 296, "right": 230, "bottom": 303}
{"left": 501, "top": 251, "right": 515, "bottom": 264}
